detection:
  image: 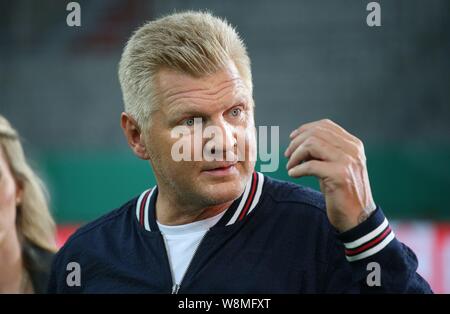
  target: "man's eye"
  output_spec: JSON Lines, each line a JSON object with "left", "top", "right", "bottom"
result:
{"left": 230, "top": 108, "right": 242, "bottom": 117}
{"left": 183, "top": 118, "right": 201, "bottom": 126}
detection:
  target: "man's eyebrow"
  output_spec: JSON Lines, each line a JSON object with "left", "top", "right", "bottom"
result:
{"left": 168, "top": 99, "right": 247, "bottom": 120}
{"left": 172, "top": 108, "right": 206, "bottom": 117}
{"left": 167, "top": 104, "right": 207, "bottom": 119}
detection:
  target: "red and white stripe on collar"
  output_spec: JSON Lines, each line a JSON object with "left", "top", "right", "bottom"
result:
{"left": 342, "top": 218, "right": 395, "bottom": 262}
{"left": 226, "top": 172, "right": 264, "bottom": 225}
{"left": 135, "top": 187, "right": 155, "bottom": 232}
{"left": 135, "top": 172, "right": 265, "bottom": 231}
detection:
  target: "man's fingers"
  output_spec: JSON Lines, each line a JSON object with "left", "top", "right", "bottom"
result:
{"left": 287, "top": 159, "right": 329, "bottom": 178}
{"left": 285, "top": 126, "right": 359, "bottom": 158}
{"left": 286, "top": 136, "right": 340, "bottom": 170}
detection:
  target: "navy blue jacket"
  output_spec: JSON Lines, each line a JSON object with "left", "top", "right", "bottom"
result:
{"left": 48, "top": 172, "right": 432, "bottom": 293}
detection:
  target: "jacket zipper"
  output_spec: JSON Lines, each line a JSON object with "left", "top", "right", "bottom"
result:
{"left": 171, "top": 230, "right": 210, "bottom": 294}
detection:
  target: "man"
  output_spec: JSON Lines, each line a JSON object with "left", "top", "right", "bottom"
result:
{"left": 48, "top": 11, "right": 432, "bottom": 293}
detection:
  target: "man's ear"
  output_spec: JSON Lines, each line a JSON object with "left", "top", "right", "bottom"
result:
{"left": 120, "top": 112, "right": 150, "bottom": 160}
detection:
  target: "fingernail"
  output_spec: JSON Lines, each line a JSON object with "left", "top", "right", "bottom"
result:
{"left": 288, "top": 169, "right": 293, "bottom": 176}
{"left": 289, "top": 129, "right": 299, "bottom": 138}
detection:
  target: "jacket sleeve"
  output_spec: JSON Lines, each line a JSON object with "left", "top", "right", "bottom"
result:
{"left": 323, "top": 206, "right": 433, "bottom": 293}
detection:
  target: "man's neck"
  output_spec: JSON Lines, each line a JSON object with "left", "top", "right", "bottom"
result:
{"left": 155, "top": 190, "right": 233, "bottom": 226}
{"left": 0, "top": 227, "right": 24, "bottom": 293}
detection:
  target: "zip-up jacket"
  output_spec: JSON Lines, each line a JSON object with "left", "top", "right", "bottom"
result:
{"left": 48, "top": 172, "right": 432, "bottom": 293}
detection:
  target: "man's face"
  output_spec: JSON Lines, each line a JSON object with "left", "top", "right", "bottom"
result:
{"left": 145, "top": 61, "right": 256, "bottom": 210}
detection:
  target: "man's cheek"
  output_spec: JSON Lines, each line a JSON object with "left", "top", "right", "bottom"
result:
{"left": 166, "top": 135, "right": 189, "bottom": 162}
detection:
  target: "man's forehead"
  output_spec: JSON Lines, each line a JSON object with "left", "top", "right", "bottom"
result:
{"left": 155, "top": 65, "right": 250, "bottom": 110}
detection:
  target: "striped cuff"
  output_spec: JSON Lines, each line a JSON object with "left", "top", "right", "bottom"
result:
{"left": 337, "top": 207, "right": 395, "bottom": 262}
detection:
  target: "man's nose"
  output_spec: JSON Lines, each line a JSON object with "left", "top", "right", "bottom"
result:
{"left": 206, "top": 121, "right": 237, "bottom": 157}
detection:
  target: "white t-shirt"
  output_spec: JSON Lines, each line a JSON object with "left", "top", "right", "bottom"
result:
{"left": 157, "top": 210, "right": 227, "bottom": 286}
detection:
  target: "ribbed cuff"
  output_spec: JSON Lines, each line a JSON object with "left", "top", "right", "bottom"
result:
{"left": 337, "top": 207, "right": 395, "bottom": 262}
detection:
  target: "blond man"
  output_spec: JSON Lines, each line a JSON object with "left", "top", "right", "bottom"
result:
{"left": 48, "top": 11, "right": 431, "bottom": 293}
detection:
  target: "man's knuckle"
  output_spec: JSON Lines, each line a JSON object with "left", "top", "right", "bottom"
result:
{"left": 350, "top": 136, "right": 363, "bottom": 148}
{"left": 304, "top": 136, "right": 315, "bottom": 147}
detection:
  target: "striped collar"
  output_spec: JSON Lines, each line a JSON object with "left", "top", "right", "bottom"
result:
{"left": 135, "top": 171, "right": 265, "bottom": 232}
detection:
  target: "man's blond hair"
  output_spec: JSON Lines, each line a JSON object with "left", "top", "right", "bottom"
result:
{"left": 118, "top": 11, "right": 252, "bottom": 130}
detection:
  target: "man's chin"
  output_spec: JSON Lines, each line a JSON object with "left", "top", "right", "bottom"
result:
{"left": 198, "top": 178, "right": 246, "bottom": 205}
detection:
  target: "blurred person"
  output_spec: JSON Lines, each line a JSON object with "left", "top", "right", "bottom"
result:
{"left": 0, "top": 115, "right": 56, "bottom": 293}
{"left": 48, "top": 11, "right": 431, "bottom": 293}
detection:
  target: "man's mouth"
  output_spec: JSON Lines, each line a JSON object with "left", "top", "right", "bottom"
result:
{"left": 202, "top": 162, "right": 238, "bottom": 176}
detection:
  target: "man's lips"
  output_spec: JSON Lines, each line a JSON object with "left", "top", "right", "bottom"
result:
{"left": 201, "top": 162, "right": 239, "bottom": 176}
{"left": 202, "top": 162, "right": 238, "bottom": 172}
